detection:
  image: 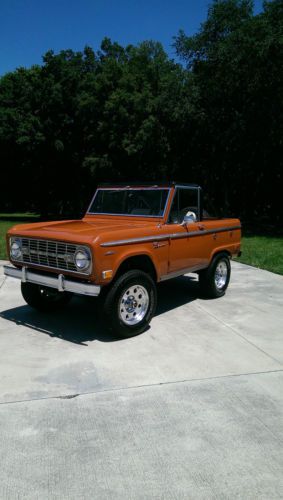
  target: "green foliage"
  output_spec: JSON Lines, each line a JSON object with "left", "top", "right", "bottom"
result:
{"left": 174, "top": 0, "right": 253, "bottom": 67}
{"left": 0, "top": 42, "right": 188, "bottom": 216}
{"left": 0, "top": 0, "right": 282, "bottom": 225}
{"left": 235, "top": 235, "right": 283, "bottom": 275}
{"left": 174, "top": 0, "right": 283, "bottom": 222}
{"left": 0, "top": 214, "right": 39, "bottom": 260}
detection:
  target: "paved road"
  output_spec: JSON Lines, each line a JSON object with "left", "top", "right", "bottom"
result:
{"left": 0, "top": 261, "right": 282, "bottom": 499}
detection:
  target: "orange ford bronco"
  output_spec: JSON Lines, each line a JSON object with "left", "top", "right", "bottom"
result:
{"left": 5, "top": 183, "right": 241, "bottom": 337}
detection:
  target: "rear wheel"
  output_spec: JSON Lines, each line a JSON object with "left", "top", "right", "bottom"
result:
{"left": 103, "top": 270, "right": 157, "bottom": 338}
{"left": 199, "top": 253, "right": 231, "bottom": 298}
{"left": 21, "top": 282, "right": 72, "bottom": 311}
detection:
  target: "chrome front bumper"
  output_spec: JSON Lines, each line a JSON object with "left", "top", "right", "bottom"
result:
{"left": 4, "top": 265, "right": 101, "bottom": 297}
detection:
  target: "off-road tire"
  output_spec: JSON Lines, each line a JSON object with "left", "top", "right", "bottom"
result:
{"left": 199, "top": 253, "right": 231, "bottom": 298}
{"left": 21, "top": 282, "right": 72, "bottom": 311}
{"left": 103, "top": 269, "right": 157, "bottom": 338}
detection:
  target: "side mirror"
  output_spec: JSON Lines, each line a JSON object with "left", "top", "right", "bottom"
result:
{"left": 182, "top": 211, "right": 197, "bottom": 226}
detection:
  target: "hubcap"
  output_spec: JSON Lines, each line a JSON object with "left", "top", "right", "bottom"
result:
{"left": 214, "top": 261, "right": 228, "bottom": 290}
{"left": 119, "top": 285, "right": 149, "bottom": 326}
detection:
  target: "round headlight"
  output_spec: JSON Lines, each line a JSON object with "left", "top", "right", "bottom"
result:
{"left": 10, "top": 238, "right": 22, "bottom": 260}
{"left": 75, "top": 248, "right": 90, "bottom": 271}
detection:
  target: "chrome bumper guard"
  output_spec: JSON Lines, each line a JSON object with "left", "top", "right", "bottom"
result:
{"left": 4, "top": 265, "right": 101, "bottom": 297}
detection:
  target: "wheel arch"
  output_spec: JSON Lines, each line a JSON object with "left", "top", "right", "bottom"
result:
{"left": 210, "top": 248, "right": 232, "bottom": 263}
{"left": 114, "top": 254, "right": 158, "bottom": 282}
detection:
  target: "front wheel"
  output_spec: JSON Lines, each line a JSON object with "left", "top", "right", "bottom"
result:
{"left": 21, "top": 282, "right": 72, "bottom": 311}
{"left": 199, "top": 253, "right": 231, "bottom": 298}
{"left": 103, "top": 270, "right": 157, "bottom": 338}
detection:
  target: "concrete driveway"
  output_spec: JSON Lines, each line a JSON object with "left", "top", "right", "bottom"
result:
{"left": 0, "top": 261, "right": 282, "bottom": 499}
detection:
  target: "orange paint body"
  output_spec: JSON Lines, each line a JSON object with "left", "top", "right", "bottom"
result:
{"left": 7, "top": 184, "right": 241, "bottom": 286}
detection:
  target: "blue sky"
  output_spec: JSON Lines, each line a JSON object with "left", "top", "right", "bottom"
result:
{"left": 0, "top": 0, "right": 264, "bottom": 75}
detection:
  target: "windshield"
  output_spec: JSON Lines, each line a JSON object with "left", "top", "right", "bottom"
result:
{"left": 88, "top": 188, "right": 170, "bottom": 217}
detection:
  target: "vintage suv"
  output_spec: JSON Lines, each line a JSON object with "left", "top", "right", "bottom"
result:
{"left": 5, "top": 183, "right": 241, "bottom": 337}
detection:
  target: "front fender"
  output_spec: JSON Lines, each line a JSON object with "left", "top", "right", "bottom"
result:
{"left": 96, "top": 242, "right": 168, "bottom": 285}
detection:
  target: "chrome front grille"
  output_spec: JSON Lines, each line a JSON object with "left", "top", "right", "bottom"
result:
{"left": 19, "top": 238, "right": 87, "bottom": 274}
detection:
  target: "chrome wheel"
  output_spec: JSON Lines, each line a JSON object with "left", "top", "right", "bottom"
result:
{"left": 214, "top": 260, "right": 228, "bottom": 290}
{"left": 119, "top": 285, "right": 149, "bottom": 326}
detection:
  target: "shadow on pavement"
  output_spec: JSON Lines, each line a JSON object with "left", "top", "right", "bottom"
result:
{"left": 0, "top": 276, "right": 199, "bottom": 345}
{"left": 156, "top": 275, "right": 199, "bottom": 315}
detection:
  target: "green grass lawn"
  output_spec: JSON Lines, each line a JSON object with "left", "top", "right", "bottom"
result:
{"left": 0, "top": 215, "right": 282, "bottom": 275}
{"left": 0, "top": 213, "right": 39, "bottom": 260}
{"left": 235, "top": 235, "right": 283, "bottom": 275}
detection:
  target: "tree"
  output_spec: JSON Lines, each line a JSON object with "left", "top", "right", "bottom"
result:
{"left": 0, "top": 65, "right": 43, "bottom": 211}
{"left": 0, "top": 2, "right": 282, "bottom": 226}
{"left": 174, "top": 0, "right": 283, "bottom": 224}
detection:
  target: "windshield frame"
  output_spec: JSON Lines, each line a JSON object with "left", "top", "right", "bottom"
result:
{"left": 86, "top": 187, "right": 171, "bottom": 218}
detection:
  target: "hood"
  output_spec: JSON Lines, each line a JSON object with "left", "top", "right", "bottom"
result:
{"left": 8, "top": 217, "right": 156, "bottom": 245}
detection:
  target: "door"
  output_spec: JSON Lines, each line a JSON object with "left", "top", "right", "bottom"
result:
{"left": 166, "top": 187, "right": 208, "bottom": 274}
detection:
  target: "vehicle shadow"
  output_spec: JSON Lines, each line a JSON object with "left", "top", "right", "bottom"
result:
{"left": 0, "top": 276, "right": 199, "bottom": 345}
{"left": 156, "top": 275, "right": 199, "bottom": 315}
